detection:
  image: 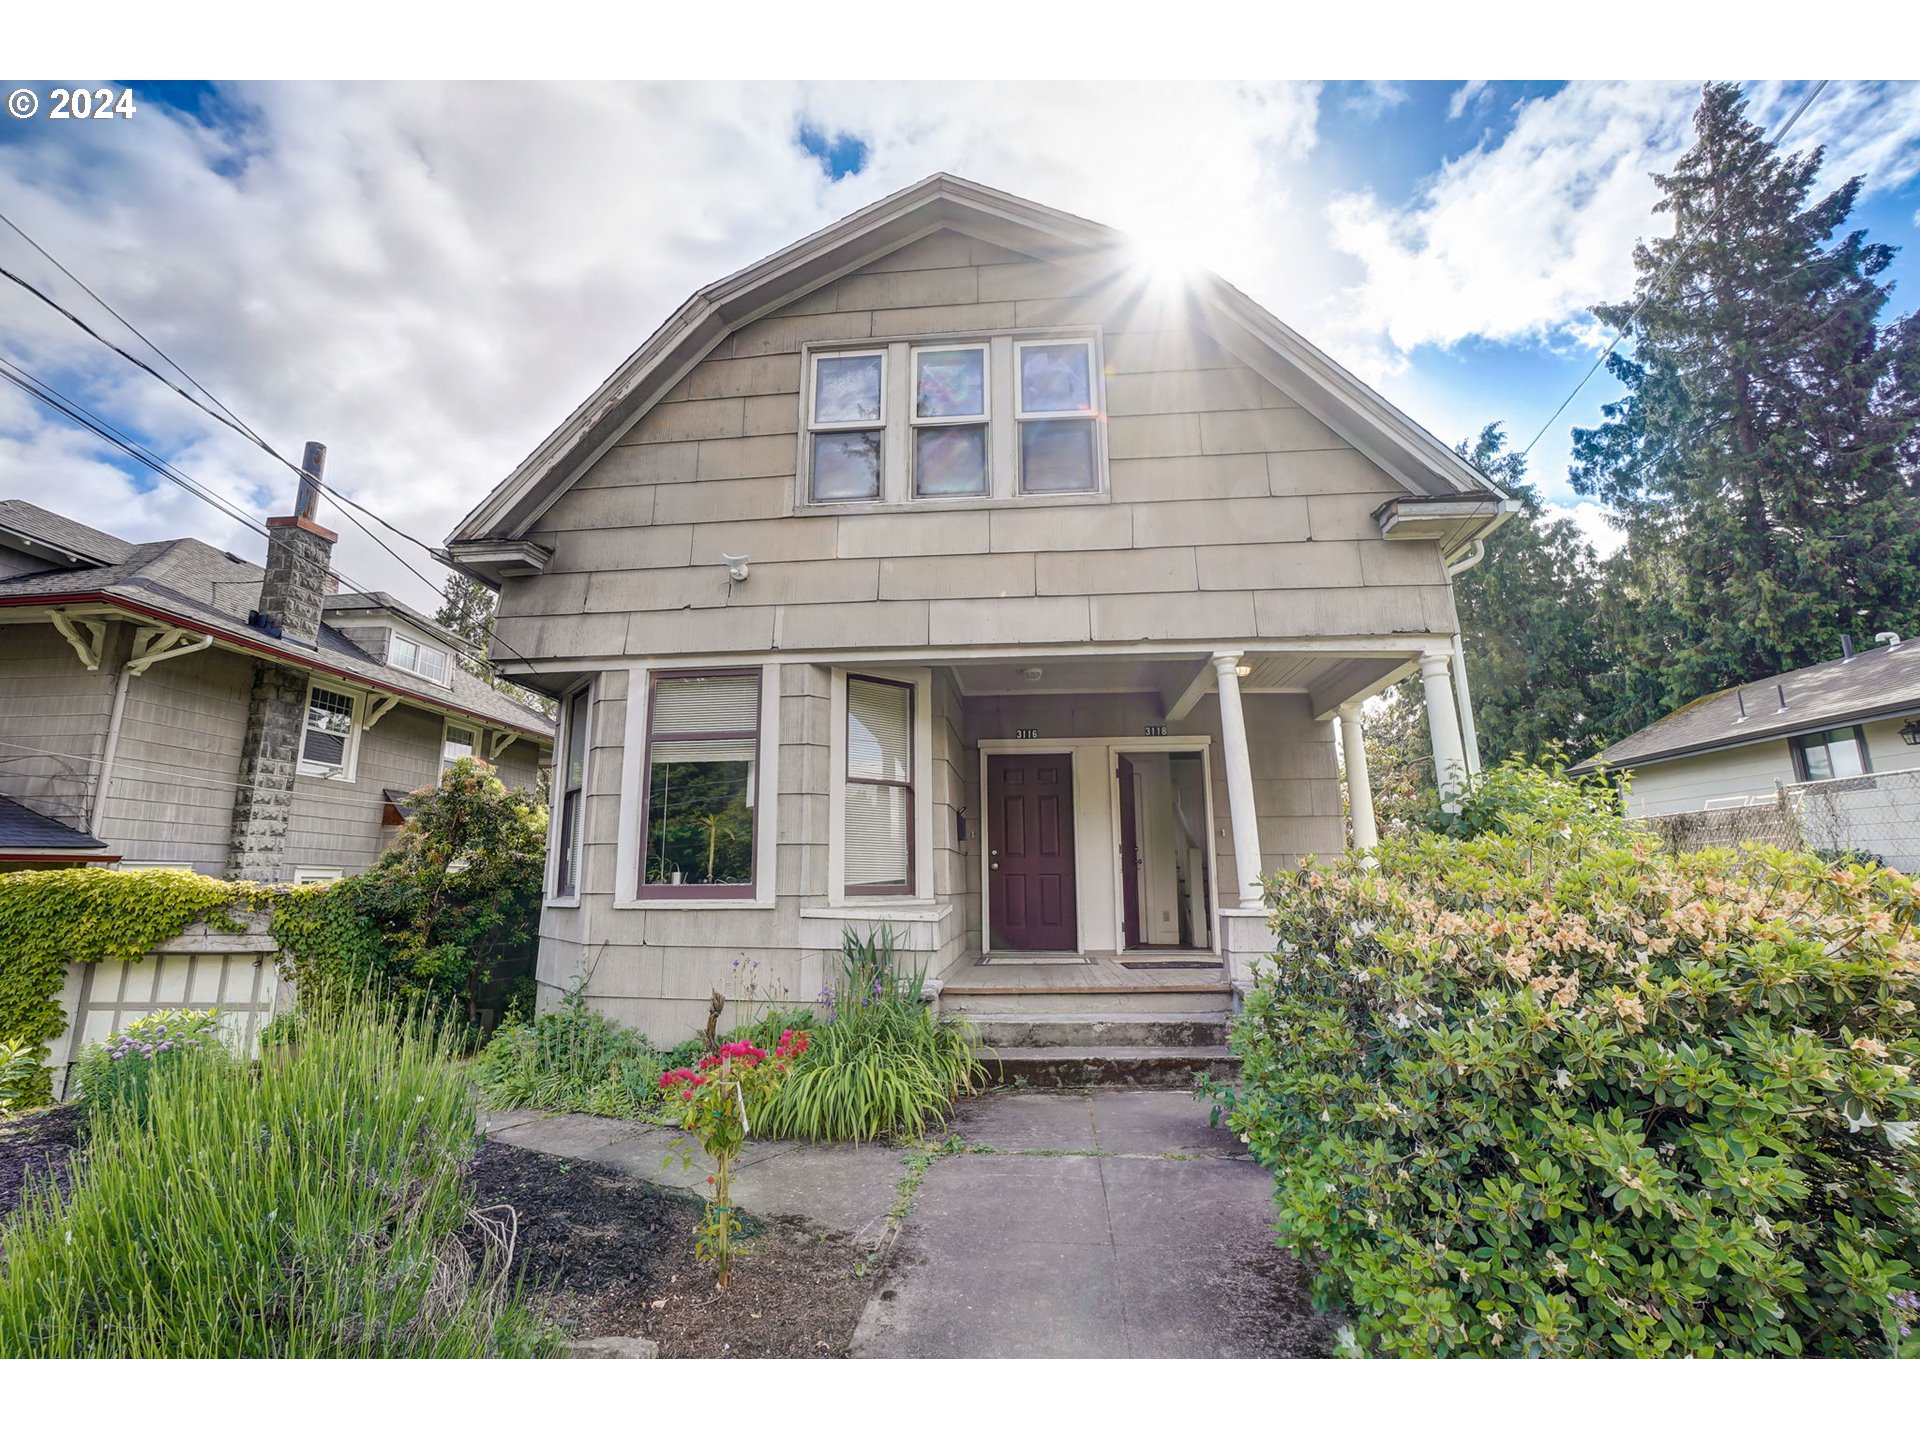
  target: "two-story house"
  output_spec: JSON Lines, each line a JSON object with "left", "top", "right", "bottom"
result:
{"left": 0, "top": 492, "right": 552, "bottom": 878}
{"left": 445, "top": 175, "right": 1510, "bottom": 1062}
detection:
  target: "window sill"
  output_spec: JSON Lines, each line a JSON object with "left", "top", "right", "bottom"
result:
{"left": 543, "top": 896, "right": 582, "bottom": 909}
{"left": 296, "top": 769, "right": 358, "bottom": 784}
{"left": 613, "top": 898, "right": 776, "bottom": 911}
{"left": 803, "top": 903, "right": 952, "bottom": 923}
{"left": 797, "top": 490, "right": 1111, "bottom": 519}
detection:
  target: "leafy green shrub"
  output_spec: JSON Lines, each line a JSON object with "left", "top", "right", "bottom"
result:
{"left": 470, "top": 990, "right": 668, "bottom": 1120}
{"left": 1421, "top": 751, "right": 1632, "bottom": 842}
{"left": 0, "top": 1001, "right": 558, "bottom": 1357}
{"left": 1217, "top": 815, "right": 1920, "bottom": 1357}
{"left": 71, "top": 1009, "right": 231, "bottom": 1125}
{"left": 754, "top": 927, "right": 981, "bottom": 1143}
{"left": 0, "top": 1039, "right": 40, "bottom": 1116}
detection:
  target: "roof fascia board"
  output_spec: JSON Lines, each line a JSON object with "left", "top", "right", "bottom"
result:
{"left": 1578, "top": 701, "right": 1920, "bottom": 773}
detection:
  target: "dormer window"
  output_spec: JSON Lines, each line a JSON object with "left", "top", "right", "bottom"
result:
{"left": 389, "top": 632, "right": 450, "bottom": 684}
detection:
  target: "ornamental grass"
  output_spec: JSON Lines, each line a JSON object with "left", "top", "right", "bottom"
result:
{"left": 0, "top": 1002, "right": 558, "bottom": 1358}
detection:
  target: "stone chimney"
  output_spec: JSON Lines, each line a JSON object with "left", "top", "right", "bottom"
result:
{"left": 227, "top": 443, "right": 334, "bottom": 882}
{"left": 254, "top": 441, "right": 336, "bottom": 647}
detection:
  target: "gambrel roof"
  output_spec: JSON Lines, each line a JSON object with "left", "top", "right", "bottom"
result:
{"left": 446, "top": 173, "right": 1509, "bottom": 554}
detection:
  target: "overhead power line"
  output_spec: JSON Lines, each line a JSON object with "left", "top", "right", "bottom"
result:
{"left": 0, "top": 216, "right": 554, "bottom": 682}
{"left": 1519, "top": 80, "right": 1831, "bottom": 461}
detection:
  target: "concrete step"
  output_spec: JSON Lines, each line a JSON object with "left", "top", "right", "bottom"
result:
{"left": 940, "top": 983, "right": 1233, "bottom": 1017}
{"left": 983, "top": 1045, "right": 1240, "bottom": 1089}
{"left": 966, "top": 1013, "right": 1229, "bottom": 1049}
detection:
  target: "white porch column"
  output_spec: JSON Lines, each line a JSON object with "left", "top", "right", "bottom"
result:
{"left": 1419, "top": 651, "right": 1469, "bottom": 801}
{"left": 1337, "top": 702, "right": 1378, "bottom": 850}
{"left": 1212, "top": 651, "right": 1265, "bottom": 906}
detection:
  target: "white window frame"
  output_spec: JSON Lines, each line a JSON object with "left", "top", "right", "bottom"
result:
{"left": 910, "top": 342, "right": 991, "bottom": 499}
{"left": 805, "top": 348, "right": 889, "bottom": 505}
{"left": 291, "top": 866, "right": 344, "bottom": 884}
{"left": 546, "top": 680, "right": 593, "bottom": 908}
{"left": 388, "top": 631, "right": 452, "bottom": 686}
{"left": 441, "top": 720, "right": 478, "bottom": 775}
{"left": 827, "top": 666, "right": 934, "bottom": 906}
{"left": 613, "top": 661, "right": 780, "bottom": 910}
{"left": 797, "top": 328, "right": 1108, "bottom": 513}
{"left": 297, "top": 681, "right": 363, "bottom": 783}
{"left": 1013, "top": 336, "right": 1102, "bottom": 496}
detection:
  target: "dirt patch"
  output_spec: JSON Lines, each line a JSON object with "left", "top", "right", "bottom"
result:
{"left": 468, "top": 1140, "right": 872, "bottom": 1358}
{"left": 0, "top": 1105, "right": 82, "bottom": 1238}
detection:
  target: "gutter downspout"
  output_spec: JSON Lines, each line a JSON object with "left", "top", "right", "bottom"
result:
{"left": 88, "top": 633, "right": 216, "bottom": 838}
{"left": 1445, "top": 539, "right": 1488, "bottom": 777}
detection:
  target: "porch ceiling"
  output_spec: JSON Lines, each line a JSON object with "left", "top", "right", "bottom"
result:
{"left": 944, "top": 649, "right": 1416, "bottom": 716}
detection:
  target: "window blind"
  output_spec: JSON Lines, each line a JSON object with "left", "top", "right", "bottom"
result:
{"left": 848, "top": 678, "right": 911, "bottom": 782}
{"left": 845, "top": 782, "right": 910, "bottom": 888}
{"left": 652, "top": 673, "right": 758, "bottom": 735}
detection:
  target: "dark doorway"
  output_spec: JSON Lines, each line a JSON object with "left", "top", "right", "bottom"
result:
{"left": 1117, "top": 753, "right": 1142, "bottom": 950}
{"left": 987, "top": 753, "right": 1077, "bottom": 952}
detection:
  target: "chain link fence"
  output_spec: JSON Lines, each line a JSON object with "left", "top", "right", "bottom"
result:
{"left": 1643, "top": 765, "right": 1920, "bottom": 873}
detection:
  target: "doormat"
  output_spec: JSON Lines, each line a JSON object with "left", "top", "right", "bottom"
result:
{"left": 976, "top": 953, "right": 1095, "bottom": 965}
{"left": 1118, "top": 959, "right": 1224, "bottom": 970}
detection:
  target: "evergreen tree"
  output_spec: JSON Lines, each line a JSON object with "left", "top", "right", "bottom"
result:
{"left": 432, "top": 574, "right": 556, "bottom": 718}
{"left": 1450, "top": 424, "right": 1608, "bottom": 765}
{"left": 1572, "top": 82, "right": 1920, "bottom": 734}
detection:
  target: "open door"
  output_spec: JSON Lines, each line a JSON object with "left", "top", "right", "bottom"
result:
{"left": 1117, "top": 753, "right": 1142, "bottom": 950}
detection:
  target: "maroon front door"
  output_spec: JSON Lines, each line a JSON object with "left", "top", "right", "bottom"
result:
{"left": 1117, "top": 754, "right": 1142, "bottom": 950}
{"left": 988, "top": 753, "right": 1077, "bottom": 952}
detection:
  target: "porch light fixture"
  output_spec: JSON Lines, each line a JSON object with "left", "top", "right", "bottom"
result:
{"left": 1900, "top": 717, "right": 1920, "bottom": 746}
{"left": 722, "top": 553, "right": 750, "bottom": 583}
{"left": 1021, "top": 666, "right": 1044, "bottom": 682}
{"left": 1234, "top": 663, "right": 1253, "bottom": 678}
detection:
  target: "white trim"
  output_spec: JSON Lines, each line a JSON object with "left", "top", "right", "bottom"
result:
{"left": 804, "top": 348, "right": 888, "bottom": 505}
{"left": 614, "top": 661, "right": 779, "bottom": 909}
{"left": 1103, "top": 739, "right": 1221, "bottom": 955}
{"left": 291, "top": 866, "right": 344, "bottom": 884}
{"left": 388, "top": 631, "right": 453, "bottom": 688}
{"left": 543, "top": 678, "right": 593, "bottom": 909}
{"left": 909, "top": 342, "right": 991, "bottom": 499}
{"left": 296, "top": 680, "right": 362, "bottom": 783}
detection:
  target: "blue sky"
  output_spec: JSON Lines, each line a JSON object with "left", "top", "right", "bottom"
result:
{"left": 2, "top": 79, "right": 1917, "bottom": 601}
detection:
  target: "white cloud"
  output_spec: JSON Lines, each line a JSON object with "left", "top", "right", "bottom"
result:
{"left": 0, "top": 81, "right": 1322, "bottom": 608}
{"left": 1321, "top": 79, "right": 1920, "bottom": 378}
{"left": 1446, "top": 81, "right": 1489, "bottom": 121}
{"left": 1541, "top": 500, "right": 1626, "bottom": 560}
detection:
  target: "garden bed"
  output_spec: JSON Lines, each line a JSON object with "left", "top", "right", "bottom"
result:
{"left": 468, "top": 1140, "right": 873, "bottom": 1358}
{"left": 0, "top": 1105, "right": 81, "bottom": 1240}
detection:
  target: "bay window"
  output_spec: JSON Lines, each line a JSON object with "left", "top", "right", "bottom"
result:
{"left": 642, "top": 669, "right": 760, "bottom": 897}
{"left": 845, "top": 676, "right": 914, "bottom": 895}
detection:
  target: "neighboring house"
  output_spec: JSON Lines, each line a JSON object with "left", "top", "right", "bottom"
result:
{"left": 0, "top": 494, "right": 553, "bottom": 878}
{"left": 1571, "top": 632, "right": 1920, "bottom": 871}
{"left": 445, "top": 174, "right": 1512, "bottom": 1051}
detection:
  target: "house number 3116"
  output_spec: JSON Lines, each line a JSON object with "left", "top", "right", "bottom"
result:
{"left": 1014, "top": 728, "right": 1038, "bottom": 739}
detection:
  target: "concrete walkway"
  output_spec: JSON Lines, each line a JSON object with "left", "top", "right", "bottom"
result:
{"left": 481, "top": 1088, "right": 1329, "bottom": 1359}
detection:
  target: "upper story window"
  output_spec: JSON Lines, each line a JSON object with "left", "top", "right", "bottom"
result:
{"left": 1015, "top": 339, "right": 1099, "bottom": 494}
{"left": 808, "top": 350, "right": 886, "bottom": 502}
{"left": 389, "top": 632, "right": 450, "bottom": 684}
{"left": 1791, "top": 725, "right": 1870, "bottom": 782}
{"left": 641, "top": 670, "right": 760, "bottom": 898}
{"left": 442, "top": 722, "right": 477, "bottom": 774}
{"left": 803, "top": 331, "right": 1105, "bottom": 510}
{"left": 298, "top": 683, "right": 360, "bottom": 781}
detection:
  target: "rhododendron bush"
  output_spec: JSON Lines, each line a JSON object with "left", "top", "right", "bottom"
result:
{"left": 1216, "top": 815, "right": 1920, "bottom": 1357}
